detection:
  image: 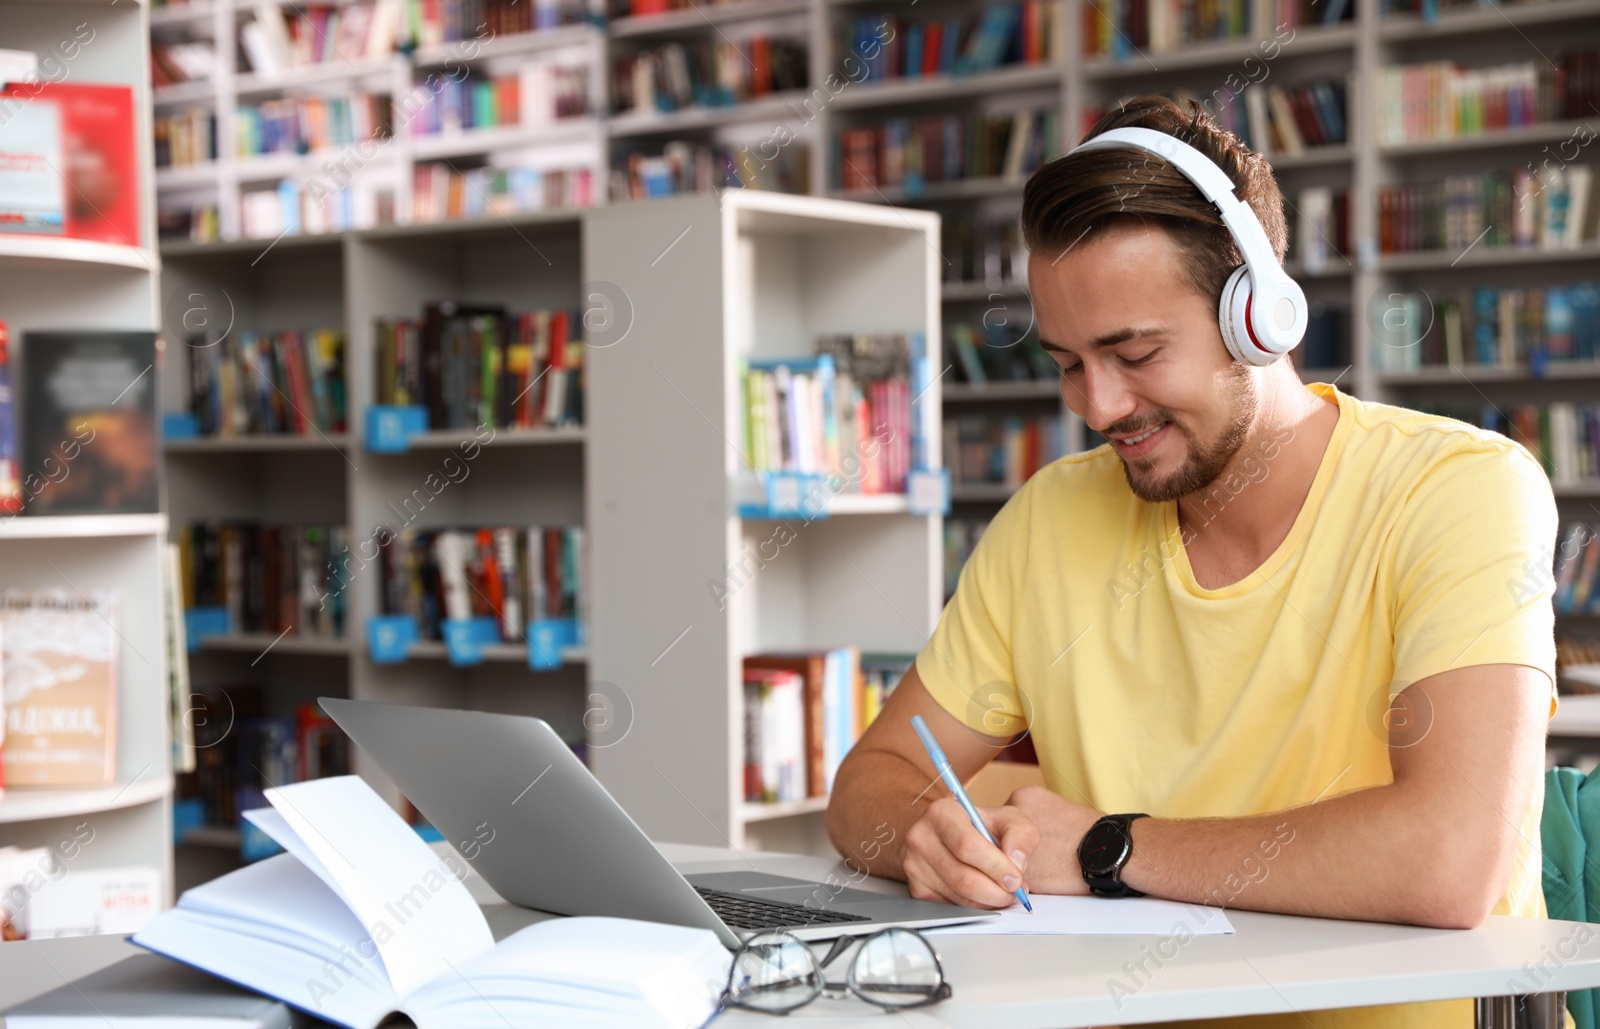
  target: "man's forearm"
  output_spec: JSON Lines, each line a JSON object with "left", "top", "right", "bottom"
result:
{"left": 1121, "top": 781, "right": 1516, "bottom": 929}
{"left": 825, "top": 749, "right": 936, "bottom": 880}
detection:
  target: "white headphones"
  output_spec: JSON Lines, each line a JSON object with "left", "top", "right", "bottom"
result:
{"left": 1069, "top": 126, "right": 1308, "bottom": 367}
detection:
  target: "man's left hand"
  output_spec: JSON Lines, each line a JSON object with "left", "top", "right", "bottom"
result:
{"left": 1004, "top": 786, "right": 1103, "bottom": 895}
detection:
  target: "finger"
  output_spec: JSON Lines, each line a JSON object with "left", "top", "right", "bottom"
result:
{"left": 902, "top": 854, "right": 963, "bottom": 907}
{"left": 931, "top": 802, "right": 1023, "bottom": 895}
{"left": 908, "top": 809, "right": 1016, "bottom": 908}
{"left": 989, "top": 808, "right": 1041, "bottom": 875}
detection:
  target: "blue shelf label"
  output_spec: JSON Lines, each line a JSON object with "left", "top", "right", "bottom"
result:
{"left": 528, "top": 617, "right": 579, "bottom": 670}
{"left": 367, "top": 614, "right": 418, "bottom": 664}
{"left": 365, "top": 405, "right": 428, "bottom": 453}
{"left": 163, "top": 412, "right": 200, "bottom": 440}
{"left": 184, "top": 607, "right": 230, "bottom": 653}
{"left": 736, "top": 471, "right": 829, "bottom": 520}
{"left": 442, "top": 616, "right": 500, "bottom": 666}
{"left": 907, "top": 468, "right": 951, "bottom": 516}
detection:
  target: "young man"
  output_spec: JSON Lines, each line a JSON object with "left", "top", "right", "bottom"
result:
{"left": 826, "top": 96, "right": 1557, "bottom": 1028}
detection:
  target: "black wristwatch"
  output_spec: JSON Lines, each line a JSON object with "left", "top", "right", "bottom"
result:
{"left": 1078, "top": 813, "right": 1149, "bottom": 897}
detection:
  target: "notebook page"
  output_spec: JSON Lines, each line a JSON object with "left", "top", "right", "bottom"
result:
{"left": 261, "top": 776, "right": 495, "bottom": 998}
{"left": 242, "top": 807, "right": 355, "bottom": 910}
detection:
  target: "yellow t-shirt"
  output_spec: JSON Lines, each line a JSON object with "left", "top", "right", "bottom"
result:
{"left": 918, "top": 382, "right": 1558, "bottom": 1029}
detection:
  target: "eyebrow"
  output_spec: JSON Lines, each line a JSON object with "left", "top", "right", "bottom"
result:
{"left": 1037, "top": 327, "right": 1167, "bottom": 356}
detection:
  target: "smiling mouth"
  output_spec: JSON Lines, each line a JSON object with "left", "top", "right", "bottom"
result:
{"left": 1119, "top": 424, "right": 1164, "bottom": 445}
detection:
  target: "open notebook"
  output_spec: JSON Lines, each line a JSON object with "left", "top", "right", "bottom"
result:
{"left": 132, "top": 776, "right": 731, "bottom": 1029}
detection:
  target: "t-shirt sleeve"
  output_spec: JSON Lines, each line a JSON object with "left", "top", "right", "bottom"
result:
{"left": 1389, "top": 440, "right": 1558, "bottom": 701}
{"left": 915, "top": 480, "right": 1033, "bottom": 738}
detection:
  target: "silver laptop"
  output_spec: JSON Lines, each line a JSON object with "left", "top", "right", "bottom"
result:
{"left": 319, "top": 697, "right": 992, "bottom": 947}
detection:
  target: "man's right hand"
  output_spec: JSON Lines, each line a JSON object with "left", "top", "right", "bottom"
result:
{"left": 902, "top": 797, "right": 1039, "bottom": 908}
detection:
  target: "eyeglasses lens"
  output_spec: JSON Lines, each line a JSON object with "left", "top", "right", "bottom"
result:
{"left": 848, "top": 928, "right": 944, "bottom": 1008}
{"left": 728, "top": 932, "right": 821, "bottom": 1013}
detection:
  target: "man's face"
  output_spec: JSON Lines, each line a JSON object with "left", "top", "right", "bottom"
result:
{"left": 1029, "top": 222, "right": 1257, "bottom": 503}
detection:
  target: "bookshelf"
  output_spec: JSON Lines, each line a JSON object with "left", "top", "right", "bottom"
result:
{"left": 0, "top": 0, "right": 175, "bottom": 913}
{"left": 583, "top": 190, "right": 942, "bottom": 854}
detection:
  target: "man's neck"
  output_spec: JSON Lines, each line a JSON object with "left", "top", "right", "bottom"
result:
{"left": 1174, "top": 370, "right": 1341, "bottom": 571}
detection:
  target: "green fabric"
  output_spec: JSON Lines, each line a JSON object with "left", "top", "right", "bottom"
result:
{"left": 1541, "top": 766, "right": 1600, "bottom": 1029}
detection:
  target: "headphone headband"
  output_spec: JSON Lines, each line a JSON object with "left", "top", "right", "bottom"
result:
{"left": 1068, "top": 126, "right": 1307, "bottom": 363}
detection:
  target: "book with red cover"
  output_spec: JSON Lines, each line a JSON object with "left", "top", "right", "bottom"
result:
{"left": 744, "top": 651, "right": 827, "bottom": 798}
{"left": 0, "top": 83, "right": 139, "bottom": 247}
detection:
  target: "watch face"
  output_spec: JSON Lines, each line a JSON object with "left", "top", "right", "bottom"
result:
{"left": 1080, "top": 820, "right": 1132, "bottom": 877}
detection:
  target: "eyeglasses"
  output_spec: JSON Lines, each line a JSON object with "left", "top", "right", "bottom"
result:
{"left": 721, "top": 927, "right": 953, "bottom": 1015}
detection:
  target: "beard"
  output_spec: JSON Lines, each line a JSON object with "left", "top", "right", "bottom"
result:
{"left": 1115, "top": 369, "right": 1257, "bottom": 504}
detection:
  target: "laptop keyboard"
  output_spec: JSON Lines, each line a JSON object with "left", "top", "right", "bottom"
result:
{"left": 695, "top": 886, "right": 873, "bottom": 930}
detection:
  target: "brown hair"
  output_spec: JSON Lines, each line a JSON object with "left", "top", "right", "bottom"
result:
{"left": 1021, "top": 96, "right": 1288, "bottom": 308}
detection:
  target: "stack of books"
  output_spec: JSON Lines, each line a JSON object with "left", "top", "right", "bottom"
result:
{"left": 834, "top": 108, "right": 1057, "bottom": 192}
{"left": 741, "top": 332, "right": 931, "bottom": 495}
{"left": 375, "top": 304, "right": 584, "bottom": 431}
{"left": 1372, "top": 280, "right": 1600, "bottom": 371}
{"left": 944, "top": 413, "right": 1066, "bottom": 490}
{"left": 412, "top": 163, "right": 595, "bottom": 222}
{"left": 843, "top": 2, "right": 1059, "bottom": 82}
{"left": 185, "top": 329, "right": 347, "bottom": 438}
{"left": 611, "top": 140, "right": 809, "bottom": 198}
{"left": 238, "top": 0, "right": 401, "bottom": 75}
{"left": 1378, "top": 164, "right": 1599, "bottom": 255}
{"left": 154, "top": 109, "right": 215, "bottom": 169}
{"left": 612, "top": 36, "right": 807, "bottom": 115}
{"left": 178, "top": 522, "right": 350, "bottom": 640}
{"left": 409, "top": 62, "right": 590, "bottom": 137}
{"left": 1082, "top": 0, "right": 1350, "bottom": 59}
{"left": 239, "top": 178, "right": 394, "bottom": 238}
{"left": 1375, "top": 49, "right": 1598, "bottom": 145}
{"left": 234, "top": 93, "right": 392, "bottom": 158}
{"left": 942, "top": 214, "right": 1026, "bottom": 289}
{"left": 377, "top": 525, "right": 586, "bottom": 645}
{"left": 406, "top": 0, "right": 595, "bottom": 43}
{"left": 947, "top": 323, "right": 1058, "bottom": 383}
{"left": 741, "top": 649, "right": 912, "bottom": 805}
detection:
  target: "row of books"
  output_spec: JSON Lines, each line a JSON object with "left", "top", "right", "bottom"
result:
{"left": 741, "top": 650, "right": 910, "bottom": 805}
{"left": 414, "top": 162, "right": 595, "bottom": 222}
{"left": 239, "top": 178, "right": 394, "bottom": 238}
{"left": 235, "top": 93, "right": 392, "bottom": 159}
{"left": 377, "top": 526, "right": 586, "bottom": 644}
{"left": 1377, "top": 165, "right": 1599, "bottom": 255}
{"left": 178, "top": 689, "right": 350, "bottom": 851}
{"left": 945, "top": 414, "right": 1066, "bottom": 490}
{"left": 943, "top": 518, "right": 987, "bottom": 600}
{"left": 158, "top": 202, "right": 221, "bottom": 243}
{"left": 834, "top": 109, "right": 1057, "bottom": 193}
{"left": 409, "top": 63, "right": 590, "bottom": 137}
{"left": 404, "top": 0, "right": 596, "bottom": 47}
{"left": 947, "top": 323, "right": 1059, "bottom": 385}
{"left": 1558, "top": 634, "right": 1600, "bottom": 686}
{"left": 154, "top": 108, "right": 216, "bottom": 169}
{"left": 375, "top": 303, "right": 584, "bottom": 431}
{"left": 1554, "top": 523, "right": 1600, "bottom": 617}
{"left": 185, "top": 329, "right": 348, "bottom": 438}
{"left": 1298, "top": 304, "right": 1352, "bottom": 370}
{"left": 0, "top": 590, "right": 119, "bottom": 790}
{"left": 612, "top": 37, "right": 807, "bottom": 115}
{"left": 1082, "top": 0, "right": 1350, "bottom": 59}
{"left": 743, "top": 333, "right": 932, "bottom": 494}
{"left": 1429, "top": 406, "right": 1600, "bottom": 489}
{"left": 842, "top": 3, "right": 1060, "bottom": 84}
{"left": 179, "top": 523, "right": 350, "bottom": 640}
{"left": 239, "top": 0, "right": 403, "bottom": 75}
{"left": 1085, "top": 79, "right": 1346, "bottom": 161}
{"left": 610, "top": 141, "right": 809, "bottom": 199}
{"left": 943, "top": 216, "right": 1026, "bottom": 289}
{"left": 150, "top": 40, "right": 215, "bottom": 86}
{"left": 1376, "top": 51, "right": 1598, "bottom": 145}
{"left": 1371, "top": 282, "right": 1600, "bottom": 371}
{"left": 1293, "top": 186, "right": 1352, "bottom": 272}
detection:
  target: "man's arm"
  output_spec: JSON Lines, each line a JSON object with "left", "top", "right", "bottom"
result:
{"left": 826, "top": 664, "right": 1041, "bottom": 909}
{"left": 1011, "top": 664, "right": 1549, "bottom": 929}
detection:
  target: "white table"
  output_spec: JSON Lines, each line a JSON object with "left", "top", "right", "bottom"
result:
{"left": 3, "top": 842, "right": 1599, "bottom": 1028}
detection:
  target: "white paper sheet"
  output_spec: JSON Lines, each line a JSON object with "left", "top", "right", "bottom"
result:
{"left": 927, "top": 894, "right": 1234, "bottom": 936}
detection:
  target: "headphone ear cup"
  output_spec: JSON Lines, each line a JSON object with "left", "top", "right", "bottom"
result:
{"left": 1217, "top": 265, "right": 1269, "bottom": 366}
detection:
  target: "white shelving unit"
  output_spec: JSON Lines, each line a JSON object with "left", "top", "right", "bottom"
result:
{"left": 0, "top": 0, "right": 173, "bottom": 908}
{"left": 584, "top": 191, "right": 942, "bottom": 854}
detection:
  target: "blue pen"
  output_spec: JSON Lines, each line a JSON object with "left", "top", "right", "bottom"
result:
{"left": 911, "top": 714, "right": 1033, "bottom": 913}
